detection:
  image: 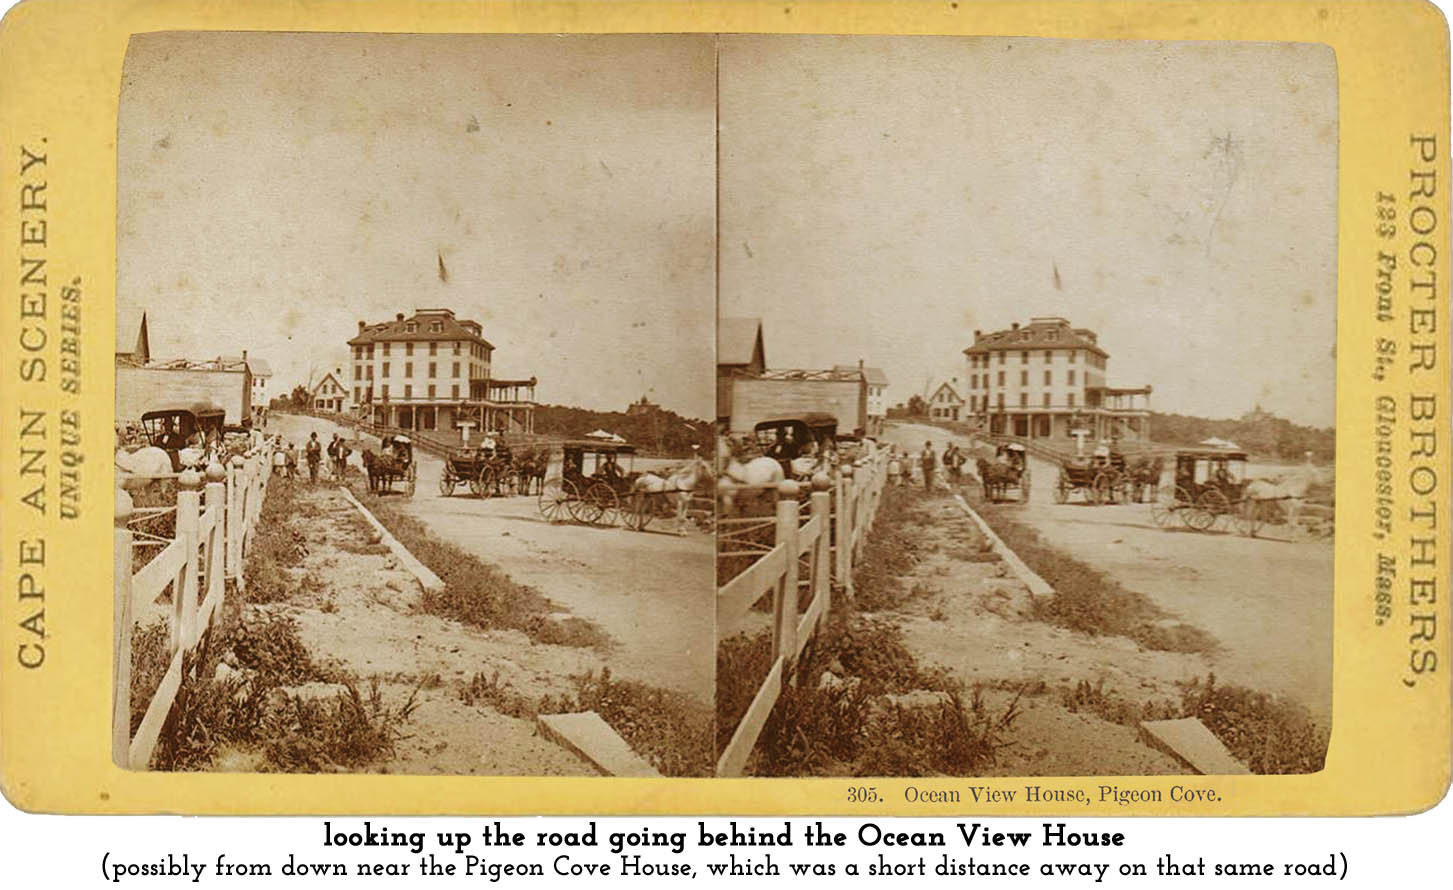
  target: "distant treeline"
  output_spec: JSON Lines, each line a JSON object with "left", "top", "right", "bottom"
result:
{"left": 1150, "top": 411, "right": 1334, "bottom": 461}
{"left": 533, "top": 404, "right": 713, "bottom": 457}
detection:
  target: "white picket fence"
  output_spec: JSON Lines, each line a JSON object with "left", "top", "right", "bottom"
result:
{"left": 715, "top": 452, "right": 889, "bottom": 776}
{"left": 112, "top": 445, "right": 274, "bottom": 769}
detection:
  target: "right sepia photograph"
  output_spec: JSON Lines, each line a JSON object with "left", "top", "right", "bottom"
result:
{"left": 715, "top": 36, "right": 1337, "bottom": 778}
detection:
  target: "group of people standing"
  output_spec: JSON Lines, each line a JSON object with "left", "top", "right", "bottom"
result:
{"left": 271, "top": 431, "right": 352, "bottom": 482}
{"left": 886, "top": 440, "right": 971, "bottom": 490}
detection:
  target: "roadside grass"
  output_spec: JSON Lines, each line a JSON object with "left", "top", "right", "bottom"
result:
{"left": 241, "top": 480, "right": 308, "bottom": 604}
{"left": 1181, "top": 674, "right": 1327, "bottom": 774}
{"left": 350, "top": 484, "right": 610, "bottom": 650}
{"left": 965, "top": 492, "right": 1217, "bottom": 655}
{"left": 850, "top": 486, "right": 947, "bottom": 612}
{"left": 461, "top": 668, "right": 713, "bottom": 777}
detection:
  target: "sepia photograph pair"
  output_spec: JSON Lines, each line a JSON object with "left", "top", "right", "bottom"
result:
{"left": 113, "top": 32, "right": 1335, "bottom": 780}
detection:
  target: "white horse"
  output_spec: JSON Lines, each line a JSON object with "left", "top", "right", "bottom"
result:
{"left": 1243, "top": 465, "right": 1323, "bottom": 536}
{"left": 633, "top": 450, "right": 713, "bottom": 535}
{"left": 718, "top": 455, "right": 786, "bottom": 516}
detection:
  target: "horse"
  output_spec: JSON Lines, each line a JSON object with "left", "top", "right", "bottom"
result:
{"left": 717, "top": 455, "right": 786, "bottom": 516}
{"left": 1125, "top": 455, "right": 1165, "bottom": 503}
{"left": 520, "top": 449, "right": 549, "bottom": 496}
{"left": 361, "top": 448, "right": 404, "bottom": 493}
{"left": 1242, "top": 465, "right": 1322, "bottom": 536}
{"left": 633, "top": 450, "right": 713, "bottom": 534}
{"left": 975, "top": 457, "right": 1020, "bottom": 501}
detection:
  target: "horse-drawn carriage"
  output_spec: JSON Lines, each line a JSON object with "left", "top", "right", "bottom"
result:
{"left": 752, "top": 413, "right": 840, "bottom": 480}
{"left": 1055, "top": 450, "right": 1129, "bottom": 505}
{"left": 1151, "top": 449, "right": 1256, "bottom": 533}
{"left": 361, "top": 434, "right": 416, "bottom": 496}
{"left": 137, "top": 402, "right": 229, "bottom": 472}
{"left": 537, "top": 441, "right": 710, "bottom": 532}
{"left": 439, "top": 439, "right": 520, "bottom": 498}
{"left": 977, "top": 442, "right": 1030, "bottom": 503}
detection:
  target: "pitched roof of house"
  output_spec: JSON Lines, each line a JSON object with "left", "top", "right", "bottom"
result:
{"left": 348, "top": 308, "right": 494, "bottom": 348}
{"left": 929, "top": 381, "right": 965, "bottom": 403}
{"left": 311, "top": 372, "right": 344, "bottom": 394}
{"left": 116, "top": 308, "right": 149, "bottom": 358}
{"left": 220, "top": 355, "right": 272, "bottom": 377}
{"left": 718, "top": 317, "right": 764, "bottom": 366}
{"left": 964, "top": 316, "right": 1108, "bottom": 358}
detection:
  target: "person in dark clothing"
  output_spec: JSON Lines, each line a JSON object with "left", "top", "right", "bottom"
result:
{"left": 920, "top": 441, "right": 936, "bottom": 490}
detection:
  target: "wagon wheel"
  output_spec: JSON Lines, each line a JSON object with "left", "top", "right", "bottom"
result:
{"left": 1093, "top": 472, "right": 1118, "bottom": 506}
{"left": 1181, "top": 488, "right": 1218, "bottom": 532}
{"left": 1197, "top": 489, "right": 1231, "bottom": 531}
{"left": 1236, "top": 498, "right": 1265, "bottom": 538}
{"left": 1054, "top": 470, "right": 1070, "bottom": 504}
{"left": 439, "top": 467, "right": 456, "bottom": 497}
{"left": 1150, "top": 485, "right": 1181, "bottom": 528}
{"left": 620, "top": 490, "right": 651, "bottom": 531}
{"left": 498, "top": 466, "right": 521, "bottom": 498}
{"left": 473, "top": 465, "right": 496, "bottom": 498}
{"left": 571, "top": 481, "right": 617, "bottom": 525}
{"left": 538, "top": 477, "right": 573, "bottom": 523}
{"left": 406, "top": 462, "right": 417, "bottom": 497}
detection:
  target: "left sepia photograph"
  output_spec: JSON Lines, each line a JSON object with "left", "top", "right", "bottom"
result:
{"left": 112, "top": 32, "right": 717, "bottom": 776}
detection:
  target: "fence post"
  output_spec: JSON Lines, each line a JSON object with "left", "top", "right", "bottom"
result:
{"left": 836, "top": 465, "right": 854, "bottom": 599}
{"left": 113, "top": 487, "right": 134, "bottom": 768}
{"left": 772, "top": 480, "right": 801, "bottom": 662}
{"left": 174, "top": 469, "right": 203, "bottom": 652}
{"left": 204, "top": 462, "right": 228, "bottom": 614}
{"left": 809, "top": 473, "right": 833, "bottom": 619}
{"left": 227, "top": 455, "right": 244, "bottom": 583}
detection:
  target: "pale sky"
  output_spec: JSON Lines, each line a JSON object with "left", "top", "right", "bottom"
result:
{"left": 720, "top": 37, "right": 1338, "bottom": 427}
{"left": 119, "top": 33, "right": 716, "bottom": 418}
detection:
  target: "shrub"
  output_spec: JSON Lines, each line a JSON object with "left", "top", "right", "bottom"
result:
{"left": 1181, "top": 674, "right": 1328, "bottom": 774}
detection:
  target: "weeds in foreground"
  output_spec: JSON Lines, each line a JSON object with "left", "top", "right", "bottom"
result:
{"left": 1181, "top": 673, "right": 1327, "bottom": 774}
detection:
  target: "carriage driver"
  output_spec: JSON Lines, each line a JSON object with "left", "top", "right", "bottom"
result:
{"left": 599, "top": 452, "right": 624, "bottom": 482}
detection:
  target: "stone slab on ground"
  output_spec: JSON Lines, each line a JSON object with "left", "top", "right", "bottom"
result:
{"left": 537, "top": 711, "right": 661, "bottom": 777}
{"left": 1139, "top": 717, "right": 1250, "bottom": 775}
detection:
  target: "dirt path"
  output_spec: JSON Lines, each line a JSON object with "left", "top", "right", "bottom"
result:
{"left": 865, "top": 491, "right": 1195, "bottom": 775}
{"left": 269, "top": 414, "right": 714, "bottom": 705}
{"left": 882, "top": 421, "right": 1331, "bottom": 725}
{"left": 259, "top": 483, "right": 599, "bottom": 775}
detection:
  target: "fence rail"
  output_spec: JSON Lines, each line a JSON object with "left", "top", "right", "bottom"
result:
{"left": 715, "top": 452, "right": 888, "bottom": 776}
{"left": 112, "top": 443, "right": 274, "bottom": 769}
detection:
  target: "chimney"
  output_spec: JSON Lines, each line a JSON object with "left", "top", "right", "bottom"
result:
{"left": 242, "top": 349, "right": 247, "bottom": 362}
{"left": 396, "top": 312, "right": 405, "bottom": 322}
{"left": 358, "top": 320, "right": 366, "bottom": 333}
{"left": 1011, "top": 322, "right": 1020, "bottom": 331}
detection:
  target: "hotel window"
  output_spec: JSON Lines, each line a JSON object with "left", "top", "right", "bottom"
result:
{"left": 997, "top": 371, "right": 1005, "bottom": 386}
{"left": 404, "top": 362, "right": 413, "bottom": 377}
{"left": 366, "top": 345, "right": 374, "bottom": 359}
{"left": 429, "top": 342, "right": 438, "bottom": 356}
{"left": 452, "top": 384, "right": 460, "bottom": 400}
{"left": 406, "top": 322, "right": 417, "bottom": 332}
{"left": 406, "top": 343, "right": 414, "bottom": 356}
{"left": 1021, "top": 350, "right": 1029, "bottom": 364}
{"left": 1043, "top": 393, "right": 1051, "bottom": 407}
{"left": 429, "top": 362, "right": 437, "bottom": 378}
{"left": 998, "top": 352, "right": 1005, "bottom": 365}
{"left": 1069, "top": 350, "right": 1076, "bottom": 363}
{"left": 404, "top": 384, "right": 412, "bottom": 399}
{"left": 382, "top": 362, "right": 390, "bottom": 378}
{"left": 1020, "top": 370, "right": 1028, "bottom": 386}
{"left": 366, "top": 366, "right": 373, "bottom": 379}
{"left": 1044, "top": 350, "right": 1053, "bottom": 361}
{"left": 382, "top": 343, "right": 390, "bottom": 356}
{"left": 431, "top": 321, "right": 443, "bottom": 333}
{"left": 453, "top": 342, "right": 461, "bottom": 356}
{"left": 354, "top": 387, "right": 361, "bottom": 403}
{"left": 381, "top": 384, "right": 389, "bottom": 399}
{"left": 1068, "top": 393, "right": 1076, "bottom": 407}
{"left": 1044, "top": 369, "right": 1052, "bottom": 385}
{"left": 1068, "top": 370, "right": 1076, "bottom": 385}
{"left": 1020, "top": 392, "right": 1028, "bottom": 407}
{"left": 997, "top": 393, "right": 1004, "bottom": 408}
{"left": 453, "top": 362, "right": 460, "bottom": 378}
{"left": 428, "top": 384, "right": 436, "bottom": 399}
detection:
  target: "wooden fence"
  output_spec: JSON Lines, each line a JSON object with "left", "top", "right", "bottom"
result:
{"left": 715, "top": 452, "right": 889, "bottom": 776}
{"left": 112, "top": 444, "right": 274, "bottom": 769}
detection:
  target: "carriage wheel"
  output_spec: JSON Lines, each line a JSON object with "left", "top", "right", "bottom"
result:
{"left": 498, "top": 467, "right": 521, "bottom": 498}
{"left": 406, "top": 463, "right": 417, "bottom": 497}
{"left": 1054, "top": 471, "right": 1069, "bottom": 504}
{"left": 439, "top": 470, "right": 456, "bottom": 497}
{"left": 570, "top": 481, "right": 615, "bottom": 525}
{"left": 538, "top": 477, "right": 572, "bottom": 523}
{"left": 1093, "top": 472, "right": 1117, "bottom": 506}
{"left": 1197, "top": 489, "right": 1231, "bottom": 531}
{"left": 1235, "top": 499, "right": 1264, "bottom": 537}
{"left": 1150, "top": 486, "right": 1181, "bottom": 528}
{"left": 474, "top": 466, "right": 497, "bottom": 498}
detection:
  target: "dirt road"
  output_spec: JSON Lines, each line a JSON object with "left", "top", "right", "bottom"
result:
{"left": 882, "top": 421, "right": 1332, "bottom": 723}
{"left": 269, "top": 414, "right": 714, "bottom": 705}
